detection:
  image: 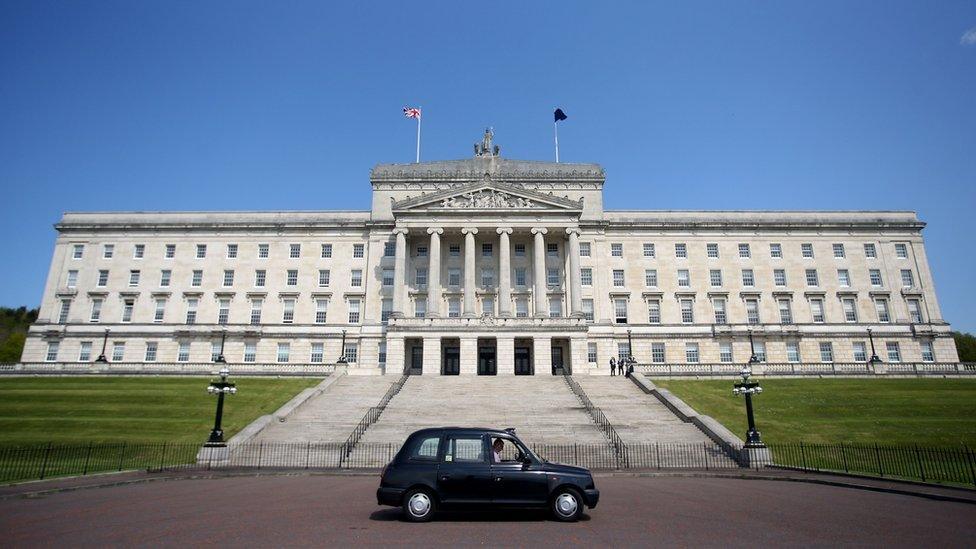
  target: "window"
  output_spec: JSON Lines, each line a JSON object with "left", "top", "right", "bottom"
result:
{"left": 617, "top": 342, "right": 631, "bottom": 363}
{"left": 869, "top": 269, "right": 883, "bottom": 287}
{"left": 381, "top": 299, "right": 392, "bottom": 323}
{"left": 832, "top": 243, "right": 845, "bottom": 258}
{"left": 416, "top": 245, "right": 427, "bottom": 257}
{"left": 719, "top": 342, "right": 733, "bottom": 363}
{"left": 853, "top": 342, "right": 867, "bottom": 362}
{"left": 448, "top": 268, "right": 461, "bottom": 287}
{"left": 250, "top": 299, "right": 263, "bottom": 325}
{"left": 121, "top": 299, "right": 134, "bottom": 323}
{"left": 89, "top": 299, "right": 102, "bottom": 323}
{"left": 287, "top": 269, "right": 299, "bottom": 286}
{"left": 196, "top": 244, "right": 207, "bottom": 258}
{"left": 770, "top": 243, "right": 783, "bottom": 258}
{"left": 582, "top": 299, "right": 594, "bottom": 321}
{"left": 514, "top": 243, "right": 525, "bottom": 257}
{"left": 741, "top": 269, "right": 754, "bottom": 287}
{"left": 580, "top": 242, "right": 591, "bottom": 257}
{"left": 160, "top": 270, "right": 171, "bottom": 287}
{"left": 805, "top": 269, "right": 819, "bottom": 287}
{"left": 78, "top": 341, "right": 92, "bottom": 362}
{"left": 165, "top": 244, "right": 176, "bottom": 258}
{"left": 481, "top": 243, "right": 494, "bottom": 257}
{"left": 348, "top": 299, "right": 361, "bottom": 323}
{"left": 277, "top": 343, "right": 290, "bottom": 363}
{"left": 353, "top": 243, "right": 365, "bottom": 258}
{"left": 58, "top": 299, "right": 71, "bottom": 324}
{"left": 255, "top": 270, "right": 266, "bottom": 287}
{"left": 243, "top": 342, "right": 256, "bottom": 363}
{"left": 643, "top": 243, "right": 656, "bottom": 258}
{"left": 320, "top": 243, "right": 332, "bottom": 258}
{"left": 46, "top": 341, "right": 59, "bottom": 362}
{"left": 185, "top": 298, "right": 198, "bottom": 324}
{"left": 97, "top": 270, "right": 109, "bottom": 287}
{"left": 837, "top": 269, "right": 850, "bottom": 287}
{"left": 611, "top": 243, "right": 623, "bottom": 257}
{"left": 774, "top": 269, "right": 786, "bottom": 286}
{"left": 103, "top": 244, "right": 114, "bottom": 259}
{"left": 133, "top": 244, "right": 145, "bottom": 259}
{"left": 754, "top": 341, "right": 767, "bottom": 362}
{"left": 786, "top": 341, "right": 800, "bottom": 363}
{"left": 483, "top": 268, "right": 495, "bottom": 287}
{"left": 223, "top": 270, "right": 235, "bottom": 287}
{"left": 288, "top": 243, "right": 301, "bottom": 258}
{"left": 128, "top": 270, "right": 140, "bottom": 287}
{"left": 685, "top": 343, "right": 700, "bottom": 363}
{"left": 613, "top": 269, "right": 625, "bottom": 287}
{"left": 900, "top": 269, "right": 914, "bottom": 288}
{"left": 713, "top": 298, "right": 727, "bottom": 324}
{"left": 382, "top": 269, "right": 394, "bottom": 287}
{"left": 810, "top": 298, "right": 825, "bottom": 323}
{"left": 446, "top": 436, "right": 484, "bottom": 463}
{"left": 677, "top": 269, "right": 690, "bottom": 287}
{"left": 651, "top": 343, "right": 665, "bottom": 363}
{"left": 875, "top": 299, "right": 891, "bottom": 323}
{"left": 819, "top": 342, "right": 834, "bottom": 362}
{"left": 680, "top": 298, "right": 694, "bottom": 324}
{"left": 738, "top": 243, "right": 751, "bottom": 258}
{"left": 549, "top": 298, "right": 562, "bottom": 318}
{"left": 614, "top": 298, "right": 628, "bottom": 324}
{"left": 894, "top": 243, "right": 908, "bottom": 259}
{"left": 647, "top": 299, "right": 661, "bottom": 324}
{"left": 581, "top": 268, "right": 593, "bottom": 286}
{"left": 449, "top": 244, "right": 461, "bottom": 257}
{"left": 154, "top": 299, "right": 166, "bottom": 323}
{"left": 546, "top": 243, "right": 558, "bottom": 257}
{"left": 227, "top": 243, "right": 238, "bottom": 258}
{"left": 72, "top": 244, "right": 84, "bottom": 259}
{"left": 282, "top": 298, "right": 295, "bottom": 323}
{"left": 645, "top": 269, "right": 658, "bottom": 287}
{"left": 217, "top": 299, "right": 230, "bottom": 325}
{"left": 587, "top": 343, "right": 597, "bottom": 363}
{"left": 447, "top": 298, "right": 460, "bottom": 318}
{"left": 515, "top": 298, "right": 528, "bottom": 318}
{"left": 674, "top": 243, "right": 687, "bottom": 258}
{"left": 192, "top": 270, "right": 203, "bottom": 287}
{"left": 745, "top": 299, "right": 760, "bottom": 325}
{"left": 801, "top": 243, "right": 814, "bottom": 258}
{"left": 384, "top": 241, "right": 395, "bottom": 257}
{"left": 416, "top": 268, "right": 428, "bottom": 286}
{"left": 886, "top": 342, "right": 901, "bottom": 362}
{"left": 907, "top": 299, "right": 923, "bottom": 323}
{"left": 864, "top": 243, "right": 877, "bottom": 258}
{"left": 709, "top": 269, "right": 722, "bottom": 287}
{"left": 211, "top": 342, "right": 222, "bottom": 363}
{"left": 920, "top": 341, "right": 935, "bottom": 362}
{"left": 145, "top": 342, "right": 157, "bottom": 362}
{"left": 318, "top": 269, "right": 330, "bottom": 287}
{"left": 178, "top": 342, "right": 190, "bottom": 362}
{"left": 112, "top": 342, "right": 125, "bottom": 362}
{"left": 514, "top": 268, "right": 526, "bottom": 287}
{"left": 842, "top": 298, "right": 858, "bottom": 322}
{"left": 310, "top": 342, "right": 324, "bottom": 364}
{"left": 546, "top": 268, "right": 559, "bottom": 287}
{"left": 482, "top": 297, "right": 494, "bottom": 316}
{"left": 778, "top": 299, "right": 793, "bottom": 324}
{"left": 706, "top": 243, "right": 719, "bottom": 258}
{"left": 414, "top": 297, "right": 427, "bottom": 318}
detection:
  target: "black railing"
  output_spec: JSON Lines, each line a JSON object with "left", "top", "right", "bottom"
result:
{"left": 340, "top": 373, "right": 411, "bottom": 459}
{"left": 561, "top": 375, "right": 628, "bottom": 464}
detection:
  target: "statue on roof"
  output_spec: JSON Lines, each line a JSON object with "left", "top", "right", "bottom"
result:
{"left": 475, "top": 127, "right": 499, "bottom": 157}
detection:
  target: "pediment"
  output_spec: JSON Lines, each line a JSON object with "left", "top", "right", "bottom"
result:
{"left": 391, "top": 180, "right": 583, "bottom": 212}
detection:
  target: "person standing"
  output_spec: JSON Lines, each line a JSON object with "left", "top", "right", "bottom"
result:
{"left": 609, "top": 356, "right": 616, "bottom": 376}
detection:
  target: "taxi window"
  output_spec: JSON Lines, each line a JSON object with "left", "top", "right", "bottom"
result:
{"left": 445, "top": 437, "right": 485, "bottom": 463}
{"left": 409, "top": 436, "right": 441, "bottom": 461}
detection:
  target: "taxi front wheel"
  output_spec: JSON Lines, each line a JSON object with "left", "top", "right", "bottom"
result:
{"left": 551, "top": 487, "right": 583, "bottom": 522}
{"left": 402, "top": 488, "right": 436, "bottom": 522}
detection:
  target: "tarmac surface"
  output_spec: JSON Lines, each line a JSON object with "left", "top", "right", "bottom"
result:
{"left": 1, "top": 473, "right": 974, "bottom": 547}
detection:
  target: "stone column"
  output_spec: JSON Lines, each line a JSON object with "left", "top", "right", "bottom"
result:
{"left": 566, "top": 227, "right": 583, "bottom": 317}
{"left": 462, "top": 227, "right": 478, "bottom": 317}
{"left": 533, "top": 336, "right": 552, "bottom": 376}
{"left": 460, "top": 336, "right": 478, "bottom": 375}
{"left": 496, "top": 228, "right": 513, "bottom": 317}
{"left": 391, "top": 228, "right": 408, "bottom": 317}
{"left": 531, "top": 227, "right": 549, "bottom": 318}
{"left": 385, "top": 336, "right": 405, "bottom": 376}
{"left": 423, "top": 336, "right": 441, "bottom": 375}
{"left": 496, "top": 336, "right": 515, "bottom": 375}
{"left": 426, "top": 227, "right": 443, "bottom": 317}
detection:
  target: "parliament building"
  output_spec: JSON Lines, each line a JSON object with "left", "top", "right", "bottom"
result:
{"left": 22, "top": 130, "right": 959, "bottom": 373}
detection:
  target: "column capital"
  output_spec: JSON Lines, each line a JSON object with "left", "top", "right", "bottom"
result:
{"left": 531, "top": 227, "right": 549, "bottom": 235}
{"left": 496, "top": 227, "right": 514, "bottom": 235}
{"left": 392, "top": 227, "right": 409, "bottom": 236}
{"left": 426, "top": 227, "right": 443, "bottom": 235}
{"left": 461, "top": 227, "right": 479, "bottom": 235}
{"left": 565, "top": 227, "right": 581, "bottom": 236}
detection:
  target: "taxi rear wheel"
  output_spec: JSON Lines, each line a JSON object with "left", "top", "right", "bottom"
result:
{"left": 402, "top": 488, "right": 436, "bottom": 522}
{"left": 551, "top": 487, "right": 583, "bottom": 522}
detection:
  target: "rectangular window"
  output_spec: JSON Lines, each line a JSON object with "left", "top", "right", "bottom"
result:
{"left": 886, "top": 342, "right": 901, "bottom": 362}
{"left": 178, "top": 342, "right": 190, "bottom": 362}
{"left": 381, "top": 298, "right": 392, "bottom": 323}
{"left": 384, "top": 241, "right": 396, "bottom": 257}
{"left": 741, "top": 269, "right": 754, "bottom": 287}
{"left": 154, "top": 299, "right": 166, "bottom": 323}
{"left": 837, "top": 269, "right": 850, "bottom": 287}
{"left": 353, "top": 244, "right": 365, "bottom": 258}
{"left": 819, "top": 342, "right": 834, "bottom": 362}
{"left": 223, "top": 270, "right": 235, "bottom": 287}
{"left": 344, "top": 343, "right": 358, "bottom": 363}
{"left": 514, "top": 268, "right": 526, "bottom": 287}
{"left": 103, "top": 244, "right": 114, "bottom": 259}
{"left": 842, "top": 298, "right": 858, "bottom": 322}
{"left": 318, "top": 269, "right": 330, "bottom": 287}
{"left": 680, "top": 298, "right": 694, "bottom": 324}
{"left": 647, "top": 299, "right": 661, "bottom": 324}
{"left": 754, "top": 341, "right": 767, "bottom": 363}
{"left": 144, "top": 342, "right": 157, "bottom": 362}
{"left": 786, "top": 341, "right": 800, "bottom": 363}
{"left": 90, "top": 299, "right": 102, "bottom": 322}
{"left": 651, "top": 343, "right": 665, "bottom": 364}
{"left": 160, "top": 270, "right": 171, "bottom": 287}
{"left": 719, "top": 342, "right": 733, "bottom": 363}
{"left": 45, "top": 342, "right": 60, "bottom": 362}
{"left": 98, "top": 270, "right": 109, "bottom": 287}
{"left": 128, "top": 270, "right": 140, "bottom": 287}
{"left": 66, "top": 270, "right": 78, "bottom": 288}
{"left": 414, "top": 298, "right": 427, "bottom": 318}
{"left": 78, "top": 341, "right": 92, "bottom": 362}
{"left": 546, "top": 268, "right": 559, "bottom": 286}
{"left": 611, "top": 243, "right": 623, "bottom": 257}
{"left": 226, "top": 243, "right": 238, "bottom": 258}
{"left": 770, "top": 243, "right": 783, "bottom": 258}
{"left": 416, "top": 245, "right": 427, "bottom": 257}
{"left": 864, "top": 243, "right": 877, "bottom": 258}
{"left": 618, "top": 342, "right": 631, "bottom": 363}
{"left": 258, "top": 243, "right": 269, "bottom": 258}
{"left": 579, "top": 242, "right": 591, "bottom": 257}
{"left": 713, "top": 298, "right": 727, "bottom": 324}
{"left": 900, "top": 269, "right": 914, "bottom": 288}
{"left": 348, "top": 299, "right": 361, "bottom": 323}
{"left": 805, "top": 269, "right": 819, "bottom": 287}
{"left": 132, "top": 243, "right": 145, "bottom": 258}
{"left": 745, "top": 299, "right": 760, "bottom": 325}
{"left": 515, "top": 298, "right": 528, "bottom": 318}
{"left": 810, "top": 298, "right": 825, "bottom": 323}
{"left": 448, "top": 268, "right": 461, "bottom": 287}
{"left": 282, "top": 298, "right": 295, "bottom": 323}
{"left": 416, "top": 268, "right": 428, "bottom": 286}
{"left": 645, "top": 269, "right": 658, "bottom": 287}
{"left": 196, "top": 244, "right": 207, "bottom": 258}
{"left": 546, "top": 243, "right": 558, "bottom": 257}
{"left": 217, "top": 298, "right": 230, "bottom": 325}
{"left": 738, "top": 243, "right": 751, "bottom": 258}
{"left": 774, "top": 269, "right": 786, "bottom": 286}
{"left": 875, "top": 298, "right": 890, "bottom": 323}
{"left": 72, "top": 244, "right": 84, "bottom": 259}
{"left": 801, "top": 243, "right": 814, "bottom": 258}
{"left": 613, "top": 269, "right": 625, "bottom": 287}
{"left": 674, "top": 243, "right": 687, "bottom": 258}
{"left": 920, "top": 341, "right": 934, "bottom": 362}
{"left": 549, "top": 298, "right": 562, "bottom": 318}
{"left": 250, "top": 299, "right": 263, "bottom": 325}
{"left": 709, "top": 269, "right": 722, "bottom": 287}
{"left": 449, "top": 244, "right": 461, "bottom": 257}
{"left": 448, "top": 298, "right": 460, "bottom": 318}
{"left": 677, "top": 269, "right": 690, "bottom": 287}
{"left": 853, "top": 342, "right": 867, "bottom": 362}
{"left": 185, "top": 298, "right": 198, "bottom": 324}
{"left": 582, "top": 299, "right": 594, "bottom": 321}
{"left": 685, "top": 343, "right": 700, "bottom": 363}
{"left": 587, "top": 343, "right": 597, "bottom": 363}
{"left": 54, "top": 298, "right": 71, "bottom": 324}
{"left": 192, "top": 270, "right": 203, "bottom": 287}
{"left": 165, "top": 244, "right": 176, "bottom": 258}
{"left": 643, "top": 243, "right": 656, "bottom": 257}
{"left": 211, "top": 342, "right": 221, "bottom": 363}
{"left": 320, "top": 243, "right": 332, "bottom": 258}
{"left": 243, "top": 342, "right": 256, "bottom": 363}
{"left": 833, "top": 243, "right": 845, "bottom": 258}
{"left": 112, "top": 342, "right": 125, "bottom": 362}
{"left": 514, "top": 243, "right": 525, "bottom": 257}
{"left": 277, "top": 343, "right": 290, "bottom": 363}
{"left": 614, "top": 298, "right": 628, "bottom": 324}
{"left": 255, "top": 270, "right": 267, "bottom": 287}
{"left": 287, "top": 269, "right": 299, "bottom": 286}
{"left": 778, "top": 299, "right": 793, "bottom": 324}
{"left": 869, "top": 269, "right": 883, "bottom": 287}
{"left": 482, "top": 297, "right": 494, "bottom": 317}
{"left": 310, "top": 342, "right": 324, "bottom": 364}
{"left": 483, "top": 268, "right": 496, "bottom": 287}
{"left": 382, "top": 269, "right": 394, "bottom": 287}
{"left": 907, "top": 299, "right": 923, "bottom": 323}
{"left": 706, "top": 243, "right": 719, "bottom": 258}
{"left": 289, "top": 243, "right": 301, "bottom": 258}
{"left": 581, "top": 268, "right": 593, "bottom": 286}
{"left": 121, "top": 299, "right": 134, "bottom": 323}
{"left": 895, "top": 243, "right": 908, "bottom": 259}
{"left": 482, "top": 243, "right": 493, "bottom": 257}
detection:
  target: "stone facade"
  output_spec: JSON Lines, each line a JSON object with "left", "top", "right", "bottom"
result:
{"left": 23, "top": 132, "right": 959, "bottom": 372}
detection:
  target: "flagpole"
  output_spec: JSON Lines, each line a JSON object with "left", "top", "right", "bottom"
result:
{"left": 553, "top": 120, "right": 560, "bottom": 163}
{"left": 416, "top": 108, "right": 422, "bottom": 163}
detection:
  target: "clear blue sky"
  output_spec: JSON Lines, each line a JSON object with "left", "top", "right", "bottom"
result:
{"left": 2, "top": 1, "right": 974, "bottom": 331}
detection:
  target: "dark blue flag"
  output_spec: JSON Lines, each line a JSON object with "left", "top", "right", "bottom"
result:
{"left": 554, "top": 108, "right": 568, "bottom": 122}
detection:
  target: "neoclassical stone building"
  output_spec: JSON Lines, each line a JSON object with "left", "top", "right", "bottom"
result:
{"left": 23, "top": 131, "right": 959, "bottom": 373}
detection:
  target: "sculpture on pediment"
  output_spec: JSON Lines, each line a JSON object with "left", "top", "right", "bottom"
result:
{"left": 431, "top": 189, "right": 543, "bottom": 209}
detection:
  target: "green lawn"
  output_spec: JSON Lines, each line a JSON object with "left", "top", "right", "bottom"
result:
{"left": 0, "top": 376, "right": 321, "bottom": 445}
{"left": 652, "top": 378, "right": 976, "bottom": 447}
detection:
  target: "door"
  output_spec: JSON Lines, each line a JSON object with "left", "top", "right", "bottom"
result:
{"left": 410, "top": 346, "right": 424, "bottom": 374}
{"left": 490, "top": 437, "right": 550, "bottom": 504}
{"left": 442, "top": 347, "right": 460, "bottom": 375}
{"left": 436, "top": 435, "right": 492, "bottom": 503}
{"left": 478, "top": 347, "right": 496, "bottom": 375}
{"left": 514, "top": 347, "right": 532, "bottom": 375}
{"left": 551, "top": 346, "right": 564, "bottom": 375}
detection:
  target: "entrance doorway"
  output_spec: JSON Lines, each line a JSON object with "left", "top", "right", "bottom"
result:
{"left": 477, "top": 339, "right": 497, "bottom": 375}
{"left": 410, "top": 345, "right": 423, "bottom": 374}
{"left": 514, "top": 346, "right": 533, "bottom": 375}
{"left": 442, "top": 339, "right": 460, "bottom": 375}
{"left": 551, "top": 346, "right": 564, "bottom": 375}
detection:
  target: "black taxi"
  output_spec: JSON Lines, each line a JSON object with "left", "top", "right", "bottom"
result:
{"left": 376, "top": 427, "right": 599, "bottom": 522}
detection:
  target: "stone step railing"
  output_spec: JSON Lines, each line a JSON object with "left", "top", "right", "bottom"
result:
{"left": 0, "top": 362, "right": 336, "bottom": 376}
{"left": 635, "top": 362, "right": 976, "bottom": 377}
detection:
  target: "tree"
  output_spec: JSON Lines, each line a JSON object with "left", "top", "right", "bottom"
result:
{"left": 0, "top": 307, "right": 38, "bottom": 362}
{"left": 952, "top": 332, "right": 976, "bottom": 362}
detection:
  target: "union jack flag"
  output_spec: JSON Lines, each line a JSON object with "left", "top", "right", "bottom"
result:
{"left": 403, "top": 107, "right": 421, "bottom": 119}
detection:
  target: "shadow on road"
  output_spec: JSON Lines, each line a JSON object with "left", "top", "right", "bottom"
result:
{"left": 369, "top": 507, "right": 591, "bottom": 523}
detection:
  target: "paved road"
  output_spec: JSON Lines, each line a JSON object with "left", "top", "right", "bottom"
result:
{"left": 1, "top": 474, "right": 974, "bottom": 547}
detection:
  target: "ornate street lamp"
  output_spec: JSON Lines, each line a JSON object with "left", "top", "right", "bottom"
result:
{"left": 95, "top": 328, "right": 110, "bottom": 363}
{"left": 626, "top": 329, "right": 636, "bottom": 376}
{"left": 733, "top": 331, "right": 765, "bottom": 447}
{"left": 205, "top": 367, "right": 237, "bottom": 446}
{"left": 215, "top": 330, "right": 227, "bottom": 364}
{"left": 337, "top": 329, "right": 348, "bottom": 363}
{"left": 867, "top": 328, "right": 882, "bottom": 364}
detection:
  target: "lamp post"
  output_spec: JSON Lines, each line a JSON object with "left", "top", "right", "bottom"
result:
{"left": 733, "top": 332, "right": 765, "bottom": 447}
{"left": 205, "top": 367, "right": 237, "bottom": 446}
{"left": 867, "top": 328, "right": 881, "bottom": 364}
{"left": 626, "top": 329, "right": 636, "bottom": 377}
{"left": 215, "top": 330, "right": 227, "bottom": 364}
{"left": 337, "top": 329, "right": 348, "bottom": 363}
{"left": 95, "top": 328, "right": 110, "bottom": 363}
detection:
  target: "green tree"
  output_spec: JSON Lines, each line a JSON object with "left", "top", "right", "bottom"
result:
{"left": 952, "top": 332, "right": 976, "bottom": 362}
{"left": 0, "top": 307, "right": 38, "bottom": 362}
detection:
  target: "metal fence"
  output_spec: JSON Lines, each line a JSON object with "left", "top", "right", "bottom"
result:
{"left": 636, "top": 362, "right": 976, "bottom": 377}
{"left": 342, "top": 373, "right": 410, "bottom": 450}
